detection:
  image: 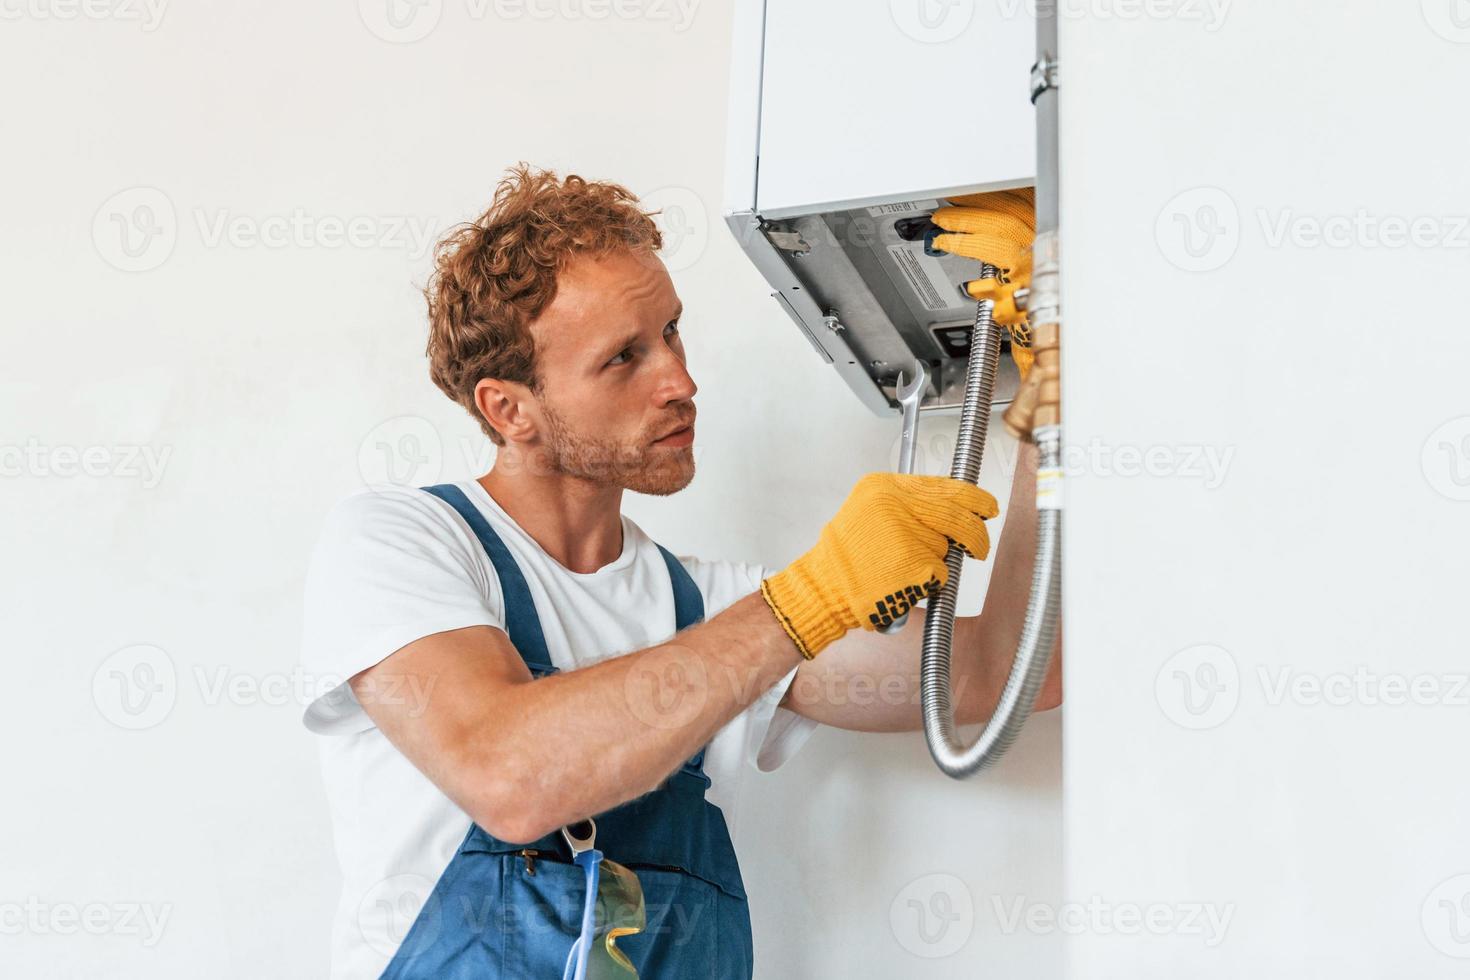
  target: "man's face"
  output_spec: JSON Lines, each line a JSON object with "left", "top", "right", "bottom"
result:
{"left": 526, "top": 249, "right": 697, "bottom": 496}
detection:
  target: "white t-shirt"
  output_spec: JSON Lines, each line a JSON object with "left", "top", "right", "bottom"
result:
{"left": 299, "top": 479, "right": 818, "bottom": 979}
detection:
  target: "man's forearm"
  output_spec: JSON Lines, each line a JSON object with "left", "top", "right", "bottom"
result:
{"left": 484, "top": 592, "right": 801, "bottom": 842}
{"left": 954, "top": 439, "right": 1041, "bottom": 722}
{"left": 956, "top": 437, "right": 1063, "bottom": 722}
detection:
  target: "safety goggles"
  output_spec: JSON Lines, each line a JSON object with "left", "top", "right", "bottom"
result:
{"left": 561, "top": 819, "right": 644, "bottom": 980}
{"left": 586, "top": 857, "right": 643, "bottom": 977}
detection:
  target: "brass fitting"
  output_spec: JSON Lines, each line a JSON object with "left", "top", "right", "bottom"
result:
{"left": 1001, "top": 231, "right": 1060, "bottom": 441}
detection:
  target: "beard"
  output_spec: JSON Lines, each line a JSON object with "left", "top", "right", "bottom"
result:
{"left": 539, "top": 399, "right": 695, "bottom": 496}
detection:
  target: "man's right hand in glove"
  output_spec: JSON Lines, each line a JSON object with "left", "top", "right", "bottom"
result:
{"left": 760, "top": 473, "right": 999, "bottom": 659}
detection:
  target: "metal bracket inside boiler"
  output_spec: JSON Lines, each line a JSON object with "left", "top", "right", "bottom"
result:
{"left": 726, "top": 191, "right": 1025, "bottom": 419}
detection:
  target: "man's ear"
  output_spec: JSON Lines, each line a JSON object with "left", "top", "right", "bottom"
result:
{"left": 474, "top": 377, "right": 539, "bottom": 445}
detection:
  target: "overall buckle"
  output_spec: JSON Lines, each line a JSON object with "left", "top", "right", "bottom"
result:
{"left": 560, "top": 818, "right": 597, "bottom": 858}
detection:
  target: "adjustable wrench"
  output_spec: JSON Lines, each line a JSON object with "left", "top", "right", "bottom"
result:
{"left": 881, "top": 360, "right": 928, "bottom": 634}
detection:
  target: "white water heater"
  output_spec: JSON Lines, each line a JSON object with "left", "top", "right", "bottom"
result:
{"left": 724, "top": 0, "right": 1036, "bottom": 416}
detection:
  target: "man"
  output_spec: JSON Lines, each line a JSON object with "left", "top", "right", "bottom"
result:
{"left": 300, "top": 165, "right": 1061, "bottom": 978}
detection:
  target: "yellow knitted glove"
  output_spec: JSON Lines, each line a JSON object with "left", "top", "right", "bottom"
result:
{"left": 930, "top": 187, "right": 1036, "bottom": 275}
{"left": 760, "top": 474, "right": 999, "bottom": 659}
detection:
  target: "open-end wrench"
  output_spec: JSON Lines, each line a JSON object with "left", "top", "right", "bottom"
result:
{"left": 882, "top": 360, "right": 928, "bottom": 634}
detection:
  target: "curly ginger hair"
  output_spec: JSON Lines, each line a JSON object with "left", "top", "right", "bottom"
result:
{"left": 425, "top": 164, "right": 663, "bottom": 445}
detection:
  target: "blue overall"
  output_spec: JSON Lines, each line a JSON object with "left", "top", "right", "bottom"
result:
{"left": 381, "top": 484, "right": 754, "bottom": 979}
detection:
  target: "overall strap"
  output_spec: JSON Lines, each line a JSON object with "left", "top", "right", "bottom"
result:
{"left": 655, "top": 544, "right": 705, "bottom": 632}
{"left": 421, "top": 484, "right": 711, "bottom": 776}
{"left": 655, "top": 544, "right": 711, "bottom": 774}
{"left": 420, "top": 484, "right": 556, "bottom": 677}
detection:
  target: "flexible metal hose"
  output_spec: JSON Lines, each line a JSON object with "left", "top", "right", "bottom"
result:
{"left": 920, "top": 270, "right": 1062, "bottom": 779}
{"left": 919, "top": 0, "right": 1062, "bottom": 779}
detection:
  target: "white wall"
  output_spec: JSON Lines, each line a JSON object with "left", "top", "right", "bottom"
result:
{"left": 1, "top": 2, "right": 1059, "bottom": 977}
{"left": 1063, "top": 3, "right": 1470, "bottom": 977}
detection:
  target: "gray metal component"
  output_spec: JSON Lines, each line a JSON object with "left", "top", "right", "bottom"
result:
{"left": 881, "top": 358, "right": 930, "bottom": 636}
{"left": 725, "top": 209, "right": 889, "bottom": 415}
{"left": 766, "top": 229, "right": 811, "bottom": 255}
{"left": 1028, "top": 232, "right": 1060, "bottom": 331}
{"left": 895, "top": 361, "right": 927, "bottom": 476}
{"left": 1030, "top": 52, "right": 1058, "bottom": 104}
{"left": 559, "top": 818, "right": 597, "bottom": 856}
{"left": 1034, "top": 11, "right": 1060, "bottom": 240}
{"left": 725, "top": 196, "right": 1022, "bottom": 419}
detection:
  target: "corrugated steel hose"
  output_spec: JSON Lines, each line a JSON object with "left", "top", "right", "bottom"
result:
{"left": 920, "top": 5, "right": 1062, "bottom": 778}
